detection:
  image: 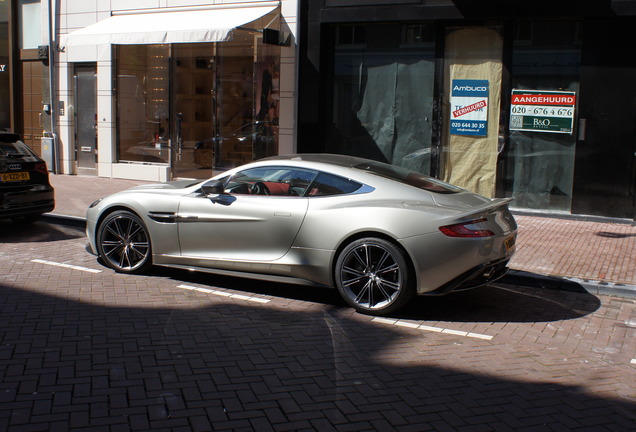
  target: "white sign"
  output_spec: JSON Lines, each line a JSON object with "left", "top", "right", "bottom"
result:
{"left": 450, "top": 79, "right": 489, "bottom": 136}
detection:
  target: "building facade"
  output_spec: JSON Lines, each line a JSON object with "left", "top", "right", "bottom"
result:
{"left": 297, "top": 0, "right": 636, "bottom": 220}
{"left": 53, "top": 0, "right": 298, "bottom": 182}
{"left": 3, "top": 1, "right": 636, "bottom": 221}
{"left": 1, "top": 0, "right": 54, "bottom": 158}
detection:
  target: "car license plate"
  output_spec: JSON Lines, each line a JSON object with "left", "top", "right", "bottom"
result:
{"left": 504, "top": 236, "right": 516, "bottom": 252}
{"left": 1, "top": 172, "right": 30, "bottom": 182}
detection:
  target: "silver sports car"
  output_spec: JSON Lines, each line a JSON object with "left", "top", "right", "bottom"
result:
{"left": 86, "top": 154, "right": 517, "bottom": 315}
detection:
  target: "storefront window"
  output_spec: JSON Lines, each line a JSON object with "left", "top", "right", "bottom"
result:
{"left": 116, "top": 37, "right": 280, "bottom": 178}
{"left": 0, "top": 1, "right": 10, "bottom": 130}
{"left": 504, "top": 21, "right": 582, "bottom": 212}
{"left": 19, "top": 0, "right": 41, "bottom": 49}
{"left": 330, "top": 23, "right": 435, "bottom": 174}
{"left": 116, "top": 45, "right": 170, "bottom": 165}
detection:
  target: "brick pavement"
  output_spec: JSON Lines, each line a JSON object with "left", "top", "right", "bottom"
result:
{"left": 0, "top": 222, "right": 635, "bottom": 431}
{"left": 511, "top": 216, "right": 636, "bottom": 288}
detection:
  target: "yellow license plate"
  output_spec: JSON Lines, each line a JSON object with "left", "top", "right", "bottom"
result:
{"left": 504, "top": 236, "right": 516, "bottom": 252}
{"left": 1, "top": 172, "right": 30, "bottom": 182}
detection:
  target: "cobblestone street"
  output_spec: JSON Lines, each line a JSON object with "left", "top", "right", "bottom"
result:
{"left": 0, "top": 221, "right": 635, "bottom": 431}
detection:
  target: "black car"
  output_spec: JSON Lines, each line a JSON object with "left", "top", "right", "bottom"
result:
{"left": 0, "top": 132, "right": 55, "bottom": 223}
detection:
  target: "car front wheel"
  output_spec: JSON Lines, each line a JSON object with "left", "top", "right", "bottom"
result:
{"left": 335, "top": 238, "right": 414, "bottom": 315}
{"left": 97, "top": 210, "right": 152, "bottom": 273}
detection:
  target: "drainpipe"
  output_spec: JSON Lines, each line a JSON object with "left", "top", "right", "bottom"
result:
{"left": 47, "top": 0, "right": 58, "bottom": 173}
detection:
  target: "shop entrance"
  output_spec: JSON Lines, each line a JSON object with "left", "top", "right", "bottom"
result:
{"left": 171, "top": 40, "right": 279, "bottom": 178}
{"left": 74, "top": 64, "right": 97, "bottom": 174}
{"left": 573, "top": 18, "right": 636, "bottom": 220}
{"left": 116, "top": 37, "right": 280, "bottom": 180}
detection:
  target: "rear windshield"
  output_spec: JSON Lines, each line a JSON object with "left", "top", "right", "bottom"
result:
{"left": 0, "top": 141, "right": 34, "bottom": 157}
{"left": 352, "top": 161, "right": 463, "bottom": 194}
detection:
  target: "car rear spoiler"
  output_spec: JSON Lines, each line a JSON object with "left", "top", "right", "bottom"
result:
{"left": 453, "top": 197, "right": 514, "bottom": 221}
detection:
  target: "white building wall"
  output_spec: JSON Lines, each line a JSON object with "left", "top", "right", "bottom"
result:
{"left": 56, "top": 0, "right": 299, "bottom": 181}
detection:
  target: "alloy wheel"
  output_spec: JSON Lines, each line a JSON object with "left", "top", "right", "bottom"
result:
{"left": 98, "top": 211, "right": 151, "bottom": 273}
{"left": 336, "top": 238, "right": 413, "bottom": 314}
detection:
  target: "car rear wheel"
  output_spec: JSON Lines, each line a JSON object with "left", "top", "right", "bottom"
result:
{"left": 97, "top": 210, "right": 152, "bottom": 273}
{"left": 335, "top": 237, "right": 414, "bottom": 315}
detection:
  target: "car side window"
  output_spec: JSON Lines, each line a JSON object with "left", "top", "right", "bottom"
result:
{"left": 306, "top": 172, "right": 362, "bottom": 196}
{"left": 224, "top": 167, "right": 319, "bottom": 197}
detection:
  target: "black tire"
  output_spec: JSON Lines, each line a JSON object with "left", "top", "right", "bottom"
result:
{"left": 335, "top": 237, "right": 415, "bottom": 315}
{"left": 96, "top": 210, "right": 152, "bottom": 273}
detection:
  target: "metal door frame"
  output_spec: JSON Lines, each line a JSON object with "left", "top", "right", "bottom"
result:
{"left": 73, "top": 63, "right": 97, "bottom": 174}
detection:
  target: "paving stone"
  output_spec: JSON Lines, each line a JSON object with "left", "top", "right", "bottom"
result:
{"left": 0, "top": 220, "right": 635, "bottom": 431}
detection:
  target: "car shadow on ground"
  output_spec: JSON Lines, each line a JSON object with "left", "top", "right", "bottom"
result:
{"left": 159, "top": 267, "right": 601, "bottom": 324}
{"left": 0, "top": 219, "right": 85, "bottom": 243}
{"left": 0, "top": 279, "right": 632, "bottom": 431}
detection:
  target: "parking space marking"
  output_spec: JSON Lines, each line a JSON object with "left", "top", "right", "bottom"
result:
{"left": 177, "top": 284, "right": 271, "bottom": 304}
{"left": 372, "top": 317, "right": 494, "bottom": 340}
{"left": 31, "top": 259, "right": 102, "bottom": 274}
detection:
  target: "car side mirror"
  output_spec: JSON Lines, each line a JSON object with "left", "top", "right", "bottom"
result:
{"left": 201, "top": 179, "right": 225, "bottom": 195}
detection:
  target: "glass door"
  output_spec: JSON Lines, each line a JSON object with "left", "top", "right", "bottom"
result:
{"left": 214, "top": 34, "right": 280, "bottom": 170}
{"left": 74, "top": 64, "right": 97, "bottom": 173}
{"left": 172, "top": 43, "right": 216, "bottom": 179}
{"left": 170, "top": 36, "right": 279, "bottom": 177}
{"left": 503, "top": 21, "right": 581, "bottom": 212}
{"left": 214, "top": 41, "right": 257, "bottom": 169}
{"left": 573, "top": 18, "right": 635, "bottom": 219}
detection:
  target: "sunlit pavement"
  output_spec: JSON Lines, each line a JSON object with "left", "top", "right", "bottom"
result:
{"left": 0, "top": 221, "right": 634, "bottom": 431}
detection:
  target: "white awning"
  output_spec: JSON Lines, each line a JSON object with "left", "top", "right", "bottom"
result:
{"left": 61, "top": 3, "right": 279, "bottom": 47}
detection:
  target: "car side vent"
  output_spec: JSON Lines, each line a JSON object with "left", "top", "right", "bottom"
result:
{"left": 148, "top": 212, "right": 177, "bottom": 223}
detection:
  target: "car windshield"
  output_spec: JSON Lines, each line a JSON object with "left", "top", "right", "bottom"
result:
{"left": 0, "top": 141, "right": 34, "bottom": 158}
{"left": 352, "top": 161, "right": 463, "bottom": 194}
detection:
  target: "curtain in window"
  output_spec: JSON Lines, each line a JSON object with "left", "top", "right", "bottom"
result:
{"left": 356, "top": 56, "right": 434, "bottom": 174}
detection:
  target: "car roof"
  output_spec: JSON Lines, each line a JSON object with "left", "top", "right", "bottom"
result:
{"left": 263, "top": 153, "right": 381, "bottom": 169}
{"left": 0, "top": 132, "right": 21, "bottom": 143}
{"left": 260, "top": 153, "right": 400, "bottom": 169}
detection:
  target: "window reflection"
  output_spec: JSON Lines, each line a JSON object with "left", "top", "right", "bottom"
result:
{"left": 116, "top": 45, "right": 170, "bottom": 165}
{"left": 115, "top": 38, "right": 280, "bottom": 177}
{"left": 505, "top": 21, "right": 582, "bottom": 212}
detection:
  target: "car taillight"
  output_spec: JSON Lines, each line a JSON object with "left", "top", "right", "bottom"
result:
{"left": 34, "top": 162, "right": 48, "bottom": 175}
{"left": 439, "top": 218, "right": 495, "bottom": 238}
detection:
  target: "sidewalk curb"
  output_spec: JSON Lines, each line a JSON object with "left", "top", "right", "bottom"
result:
{"left": 42, "top": 213, "right": 636, "bottom": 301}
{"left": 42, "top": 213, "right": 86, "bottom": 229}
{"left": 502, "top": 270, "right": 636, "bottom": 300}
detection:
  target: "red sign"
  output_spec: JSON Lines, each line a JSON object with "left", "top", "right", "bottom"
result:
{"left": 452, "top": 100, "right": 487, "bottom": 118}
{"left": 511, "top": 94, "right": 576, "bottom": 106}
